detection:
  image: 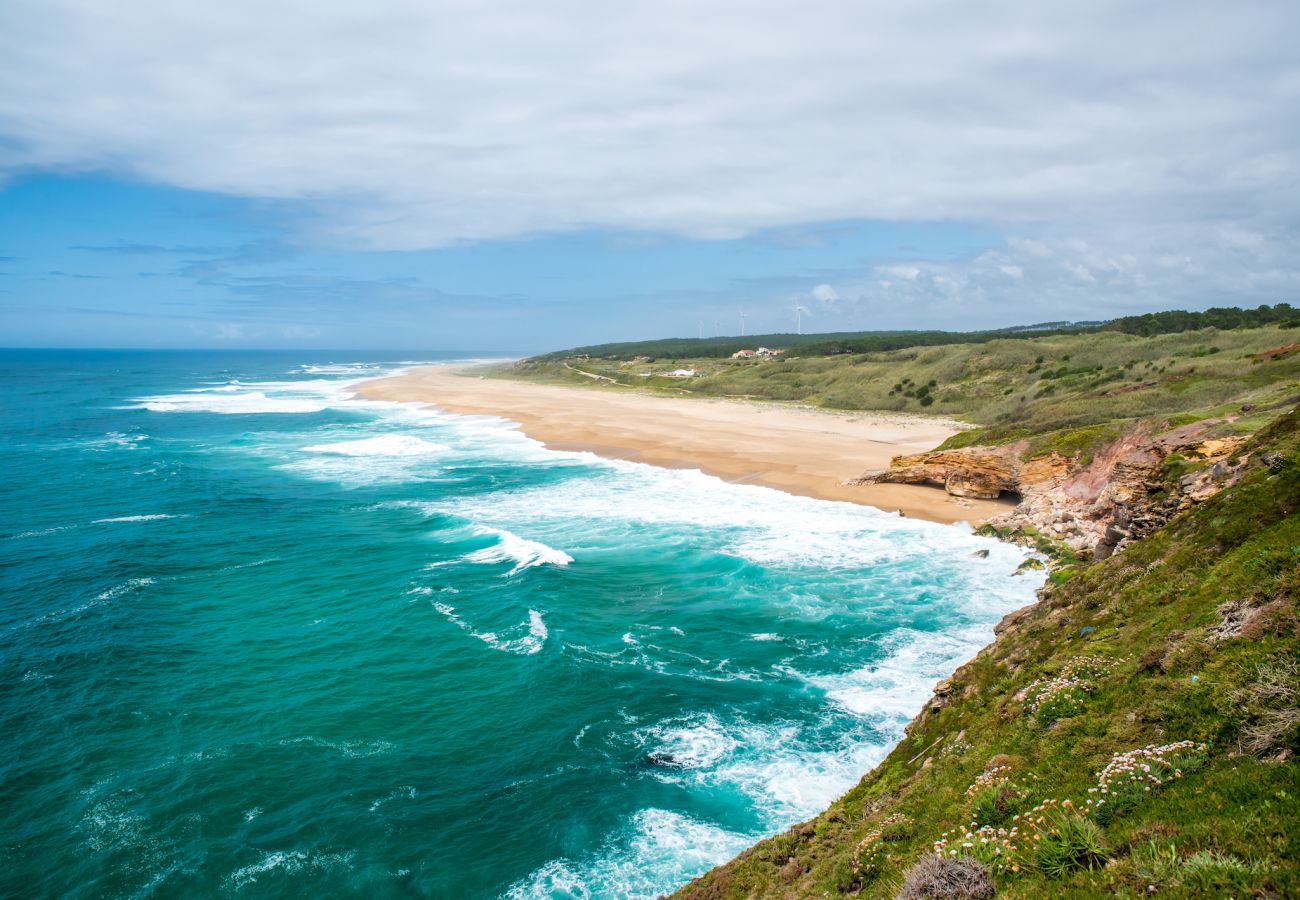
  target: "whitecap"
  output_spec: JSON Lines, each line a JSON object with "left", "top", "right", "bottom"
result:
{"left": 433, "top": 602, "right": 549, "bottom": 655}
{"left": 227, "top": 849, "right": 355, "bottom": 889}
{"left": 93, "top": 514, "right": 180, "bottom": 524}
{"left": 133, "top": 390, "right": 330, "bottom": 415}
{"left": 301, "top": 435, "right": 450, "bottom": 457}
{"left": 462, "top": 526, "right": 573, "bottom": 576}
{"left": 277, "top": 736, "right": 394, "bottom": 758}
{"left": 368, "top": 786, "right": 417, "bottom": 812}
{"left": 8, "top": 524, "right": 77, "bottom": 540}
{"left": 96, "top": 577, "right": 156, "bottom": 602}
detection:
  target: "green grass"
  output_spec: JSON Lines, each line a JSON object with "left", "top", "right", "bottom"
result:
{"left": 672, "top": 407, "right": 1300, "bottom": 899}
{"left": 509, "top": 326, "right": 1300, "bottom": 447}
{"left": 533, "top": 304, "right": 1298, "bottom": 361}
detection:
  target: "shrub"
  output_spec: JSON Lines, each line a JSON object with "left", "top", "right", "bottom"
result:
{"left": 1023, "top": 656, "right": 1111, "bottom": 725}
{"left": 897, "top": 854, "right": 995, "bottom": 899}
{"left": 1230, "top": 657, "right": 1300, "bottom": 755}
{"left": 1088, "top": 740, "right": 1207, "bottom": 825}
{"left": 1032, "top": 808, "right": 1108, "bottom": 878}
{"left": 970, "top": 784, "right": 1027, "bottom": 828}
{"left": 879, "top": 813, "right": 916, "bottom": 842}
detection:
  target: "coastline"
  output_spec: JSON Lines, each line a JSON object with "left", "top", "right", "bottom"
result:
{"left": 357, "top": 364, "right": 1016, "bottom": 525}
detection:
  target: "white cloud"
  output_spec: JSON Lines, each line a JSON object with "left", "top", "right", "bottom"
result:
{"left": 810, "top": 283, "right": 840, "bottom": 304}
{"left": 848, "top": 225, "right": 1300, "bottom": 328}
{"left": 0, "top": 0, "right": 1296, "bottom": 257}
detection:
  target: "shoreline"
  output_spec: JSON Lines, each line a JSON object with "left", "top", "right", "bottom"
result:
{"left": 357, "top": 364, "right": 1015, "bottom": 525}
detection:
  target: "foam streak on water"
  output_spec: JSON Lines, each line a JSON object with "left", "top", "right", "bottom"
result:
{"left": 0, "top": 351, "right": 1044, "bottom": 900}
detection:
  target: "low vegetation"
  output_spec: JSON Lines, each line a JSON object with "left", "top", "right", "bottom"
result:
{"left": 673, "top": 408, "right": 1300, "bottom": 898}
{"left": 534, "top": 304, "right": 1298, "bottom": 362}
{"left": 511, "top": 318, "right": 1300, "bottom": 460}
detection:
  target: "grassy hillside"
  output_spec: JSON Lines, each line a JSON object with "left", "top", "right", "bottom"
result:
{"left": 673, "top": 407, "right": 1300, "bottom": 898}
{"left": 511, "top": 325, "right": 1300, "bottom": 444}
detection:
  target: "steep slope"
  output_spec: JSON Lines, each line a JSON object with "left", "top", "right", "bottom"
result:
{"left": 673, "top": 408, "right": 1300, "bottom": 898}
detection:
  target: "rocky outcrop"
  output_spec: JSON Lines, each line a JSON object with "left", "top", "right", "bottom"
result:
{"left": 858, "top": 447, "right": 1022, "bottom": 500}
{"left": 852, "top": 420, "right": 1254, "bottom": 558}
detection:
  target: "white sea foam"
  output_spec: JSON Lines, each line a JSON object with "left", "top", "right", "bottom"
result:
{"left": 93, "top": 514, "right": 180, "bottom": 524}
{"left": 227, "top": 849, "right": 355, "bottom": 889}
{"left": 632, "top": 711, "right": 885, "bottom": 823}
{"left": 368, "top": 786, "right": 417, "bottom": 812}
{"left": 798, "top": 625, "right": 993, "bottom": 720}
{"left": 278, "top": 736, "right": 395, "bottom": 758}
{"left": 462, "top": 526, "right": 573, "bottom": 576}
{"left": 301, "top": 435, "right": 450, "bottom": 457}
{"left": 7, "top": 577, "right": 156, "bottom": 634}
{"left": 507, "top": 808, "right": 753, "bottom": 900}
{"left": 134, "top": 390, "right": 331, "bottom": 414}
{"left": 131, "top": 376, "right": 365, "bottom": 415}
{"left": 406, "top": 459, "right": 1031, "bottom": 579}
{"left": 8, "top": 524, "right": 77, "bottom": 540}
{"left": 86, "top": 431, "right": 149, "bottom": 451}
{"left": 433, "top": 602, "right": 549, "bottom": 655}
{"left": 641, "top": 713, "right": 739, "bottom": 770}
{"left": 297, "top": 363, "right": 386, "bottom": 375}
{"left": 96, "top": 577, "right": 156, "bottom": 602}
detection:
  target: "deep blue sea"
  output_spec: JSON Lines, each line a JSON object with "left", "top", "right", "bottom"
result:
{"left": 0, "top": 350, "right": 1043, "bottom": 898}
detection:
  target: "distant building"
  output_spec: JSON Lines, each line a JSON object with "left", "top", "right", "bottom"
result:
{"left": 731, "top": 349, "right": 756, "bottom": 359}
{"left": 754, "top": 347, "right": 785, "bottom": 358}
{"left": 666, "top": 368, "right": 697, "bottom": 378}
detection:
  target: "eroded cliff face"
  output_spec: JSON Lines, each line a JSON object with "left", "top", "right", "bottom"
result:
{"left": 852, "top": 420, "right": 1252, "bottom": 558}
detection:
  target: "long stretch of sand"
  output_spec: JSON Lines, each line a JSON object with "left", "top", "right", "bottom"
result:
{"left": 358, "top": 365, "right": 1015, "bottom": 525}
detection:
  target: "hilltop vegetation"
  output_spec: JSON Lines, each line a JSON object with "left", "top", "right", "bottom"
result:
{"left": 673, "top": 408, "right": 1300, "bottom": 899}
{"left": 512, "top": 323, "right": 1300, "bottom": 457}
{"left": 533, "top": 304, "right": 1297, "bottom": 362}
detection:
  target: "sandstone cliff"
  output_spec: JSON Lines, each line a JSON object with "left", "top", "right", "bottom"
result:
{"left": 852, "top": 419, "right": 1253, "bottom": 558}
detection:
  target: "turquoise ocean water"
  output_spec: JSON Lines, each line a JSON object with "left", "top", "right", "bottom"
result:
{"left": 0, "top": 351, "right": 1043, "bottom": 898}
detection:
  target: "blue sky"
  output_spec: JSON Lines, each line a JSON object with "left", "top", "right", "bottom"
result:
{"left": 0, "top": 175, "right": 1007, "bottom": 350}
{"left": 2, "top": 1, "right": 1297, "bottom": 350}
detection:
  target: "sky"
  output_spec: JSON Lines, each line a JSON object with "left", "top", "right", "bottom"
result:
{"left": 1, "top": 1, "right": 1298, "bottom": 351}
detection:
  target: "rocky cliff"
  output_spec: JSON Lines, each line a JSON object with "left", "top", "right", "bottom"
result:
{"left": 851, "top": 419, "right": 1253, "bottom": 559}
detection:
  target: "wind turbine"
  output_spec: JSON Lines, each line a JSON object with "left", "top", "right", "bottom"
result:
{"left": 739, "top": 310, "right": 749, "bottom": 337}
{"left": 791, "top": 304, "right": 808, "bottom": 335}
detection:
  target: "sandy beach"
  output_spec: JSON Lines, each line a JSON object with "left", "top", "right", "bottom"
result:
{"left": 358, "top": 365, "right": 1016, "bottom": 525}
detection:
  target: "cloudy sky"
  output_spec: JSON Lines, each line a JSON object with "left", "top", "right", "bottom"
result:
{"left": 1, "top": 0, "right": 1297, "bottom": 350}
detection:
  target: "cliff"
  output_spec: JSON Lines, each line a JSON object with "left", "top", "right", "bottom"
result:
{"left": 851, "top": 418, "right": 1254, "bottom": 560}
{"left": 673, "top": 407, "right": 1300, "bottom": 898}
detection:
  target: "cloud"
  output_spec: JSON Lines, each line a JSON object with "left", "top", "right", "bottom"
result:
{"left": 0, "top": 0, "right": 1295, "bottom": 257}
{"left": 809, "top": 283, "right": 839, "bottom": 304}
{"left": 844, "top": 223, "right": 1300, "bottom": 328}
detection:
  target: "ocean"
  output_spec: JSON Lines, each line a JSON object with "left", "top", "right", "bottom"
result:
{"left": 0, "top": 350, "right": 1043, "bottom": 898}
